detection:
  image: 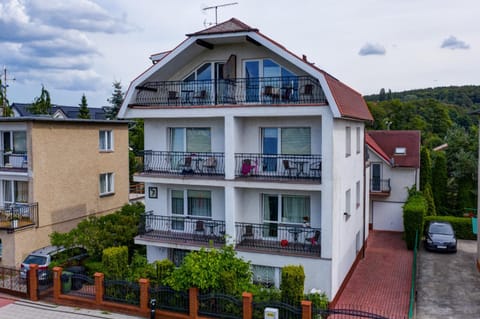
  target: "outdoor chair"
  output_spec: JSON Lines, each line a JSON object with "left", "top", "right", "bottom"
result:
{"left": 282, "top": 160, "right": 298, "bottom": 176}
{"left": 202, "top": 157, "right": 217, "bottom": 174}
{"left": 242, "top": 224, "right": 254, "bottom": 240}
{"left": 195, "top": 220, "right": 205, "bottom": 236}
{"left": 304, "top": 230, "right": 321, "bottom": 251}
{"left": 300, "top": 84, "right": 313, "bottom": 102}
{"left": 178, "top": 156, "right": 193, "bottom": 174}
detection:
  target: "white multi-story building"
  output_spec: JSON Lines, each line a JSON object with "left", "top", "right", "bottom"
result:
{"left": 118, "top": 18, "right": 373, "bottom": 300}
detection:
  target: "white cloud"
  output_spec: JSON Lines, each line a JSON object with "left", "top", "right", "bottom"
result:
{"left": 358, "top": 43, "right": 386, "bottom": 56}
{"left": 441, "top": 36, "right": 470, "bottom": 50}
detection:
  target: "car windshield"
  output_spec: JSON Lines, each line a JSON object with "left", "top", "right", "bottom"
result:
{"left": 23, "top": 255, "right": 47, "bottom": 265}
{"left": 430, "top": 224, "right": 453, "bottom": 235}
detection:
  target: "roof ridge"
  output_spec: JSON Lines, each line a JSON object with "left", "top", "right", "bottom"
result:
{"left": 187, "top": 17, "right": 258, "bottom": 36}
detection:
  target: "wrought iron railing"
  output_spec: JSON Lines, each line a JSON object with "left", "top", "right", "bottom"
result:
{"left": 235, "top": 222, "right": 321, "bottom": 256}
{"left": 138, "top": 214, "right": 226, "bottom": 246}
{"left": 140, "top": 151, "right": 225, "bottom": 176}
{"left": 149, "top": 285, "right": 190, "bottom": 313}
{"left": 198, "top": 292, "right": 243, "bottom": 319}
{"left": 0, "top": 150, "right": 28, "bottom": 171}
{"left": 253, "top": 300, "right": 303, "bottom": 319}
{"left": 0, "top": 203, "right": 38, "bottom": 232}
{"left": 0, "top": 266, "right": 28, "bottom": 295}
{"left": 131, "top": 76, "right": 326, "bottom": 107}
{"left": 104, "top": 280, "right": 140, "bottom": 306}
{"left": 370, "top": 179, "right": 391, "bottom": 193}
{"left": 235, "top": 153, "right": 322, "bottom": 181}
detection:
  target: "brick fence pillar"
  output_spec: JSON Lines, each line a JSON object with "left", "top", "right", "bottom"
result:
{"left": 52, "top": 267, "right": 63, "bottom": 301}
{"left": 138, "top": 278, "right": 150, "bottom": 313}
{"left": 189, "top": 287, "right": 199, "bottom": 319}
{"left": 242, "top": 292, "right": 253, "bottom": 319}
{"left": 301, "top": 300, "right": 312, "bottom": 319}
{"left": 28, "top": 264, "right": 38, "bottom": 301}
{"left": 94, "top": 272, "right": 104, "bottom": 305}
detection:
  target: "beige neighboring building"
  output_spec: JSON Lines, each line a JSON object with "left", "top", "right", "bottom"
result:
{"left": 0, "top": 117, "right": 129, "bottom": 267}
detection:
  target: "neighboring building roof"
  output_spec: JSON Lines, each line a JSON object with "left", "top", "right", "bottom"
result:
{"left": 0, "top": 117, "right": 129, "bottom": 125}
{"left": 366, "top": 130, "right": 421, "bottom": 168}
{"left": 11, "top": 103, "right": 107, "bottom": 120}
{"left": 120, "top": 17, "right": 373, "bottom": 122}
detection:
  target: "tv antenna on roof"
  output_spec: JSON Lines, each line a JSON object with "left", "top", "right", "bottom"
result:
{"left": 202, "top": 2, "right": 238, "bottom": 26}
{"left": 1, "top": 66, "right": 15, "bottom": 117}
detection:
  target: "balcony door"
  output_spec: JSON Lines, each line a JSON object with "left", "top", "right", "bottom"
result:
{"left": 371, "top": 163, "right": 382, "bottom": 192}
{"left": 169, "top": 128, "right": 211, "bottom": 169}
{"left": 2, "top": 131, "right": 26, "bottom": 167}
{"left": 171, "top": 189, "right": 212, "bottom": 231}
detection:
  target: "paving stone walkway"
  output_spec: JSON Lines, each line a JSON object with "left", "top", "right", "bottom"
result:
{"left": 332, "top": 231, "right": 412, "bottom": 319}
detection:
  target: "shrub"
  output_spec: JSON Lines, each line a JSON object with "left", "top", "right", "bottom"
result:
{"left": 147, "top": 259, "right": 175, "bottom": 285}
{"left": 403, "top": 194, "right": 427, "bottom": 250}
{"left": 103, "top": 246, "right": 129, "bottom": 279}
{"left": 280, "top": 265, "right": 305, "bottom": 305}
{"left": 304, "top": 289, "right": 329, "bottom": 311}
{"left": 84, "top": 259, "right": 103, "bottom": 275}
{"left": 424, "top": 215, "right": 476, "bottom": 240}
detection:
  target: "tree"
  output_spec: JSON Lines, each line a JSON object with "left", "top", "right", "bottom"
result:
{"left": 78, "top": 94, "right": 91, "bottom": 119}
{"left": 106, "top": 81, "right": 124, "bottom": 119}
{"left": 423, "top": 183, "right": 436, "bottom": 216}
{"left": 0, "top": 79, "right": 12, "bottom": 117}
{"left": 29, "top": 85, "right": 52, "bottom": 115}
{"left": 431, "top": 151, "right": 448, "bottom": 214}
{"left": 420, "top": 147, "right": 432, "bottom": 191}
{"left": 378, "top": 88, "right": 386, "bottom": 101}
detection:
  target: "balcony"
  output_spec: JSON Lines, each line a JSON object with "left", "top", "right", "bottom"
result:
{"left": 139, "top": 151, "right": 224, "bottom": 177}
{"left": 235, "top": 153, "right": 321, "bottom": 182}
{"left": 0, "top": 150, "right": 28, "bottom": 172}
{"left": 235, "top": 222, "right": 321, "bottom": 257}
{"left": 370, "top": 178, "right": 391, "bottom": 196}
{"left": 0, "top": 203, "right": 38, "bottom": 233}
{"left": 137, "top": 214, "right": 226, "bottom": 248}
{"left": 130, "top": 76, "right": 327, "bottom": 107}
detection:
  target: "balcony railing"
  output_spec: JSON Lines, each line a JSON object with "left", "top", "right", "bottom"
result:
{"left": 0, "top": 150, "right": 28, "bottom": 171}
{"left": 370, "top": 178, "right": 391, "bottom": 193}
{"left": 138, "top": 214, "right": 226, "bottom": 246}
{"left": 235, "top": 153, "right": 321, "bottom": 181}
{"left": 131, "top": 76, "right": 327, "bottom": 107}
{"left": 140, "top": 151, "right": 225, "bottom": 177}
{"left": 235, "top": 222, "right": 321, "bottom": 257}
{"left": 0, "top": 203, "right": 38, "bottom": 233}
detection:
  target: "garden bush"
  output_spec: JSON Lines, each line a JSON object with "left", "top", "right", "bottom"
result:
{"left": 103, "top": 246, "right": 129, "bottom": 279}
{"left": 424, "top": 215, "right": 476, "bottom": 240}
{"left": 403, "top": 194, "right": 427, "bottom": 250}
{"left": 280, "top": 265, "right": 305, "bottom": 305}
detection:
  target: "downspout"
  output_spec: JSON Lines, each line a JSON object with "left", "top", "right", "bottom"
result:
{"left": 362, "top": 129, "right": 368, "bottom": 258}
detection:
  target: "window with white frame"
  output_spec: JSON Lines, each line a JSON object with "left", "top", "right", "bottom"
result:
{"left": 99, "top": 173, "right": 114, "bottom": 195}
{"left": 171, "top": 189, "right": 212, "bottom": 218}
{"left": 169, "top": 128, "right": 211, "bottom": 153}
{"left": 251, "top": 265, "right": 280, "bottom": 288}
{"left": 345, "top": 126, "right": 351, "bottom": 157}
{"left": 345, "top": 189, "right": 351, "bottom": 217}
{"left": 171, "top": 249, "right": 190, "bottom": 267}
{"left": 263, "top": 194, "right": 310, "bottom": 231}
{"left": 356, "top": 127, "right": 361, "bottom": 154}
{"left": 3, "top": 180, "right": 28, "bottom": 204}
{"left": 356, "top": 181, "right": 361, "bottom": 208}
{"left": 99, "top": 130, "right": 113, "bottom": 151}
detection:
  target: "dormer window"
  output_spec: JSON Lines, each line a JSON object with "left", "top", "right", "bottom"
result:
{"left": 394, "top": 147, "right": 406, "bottom": 155}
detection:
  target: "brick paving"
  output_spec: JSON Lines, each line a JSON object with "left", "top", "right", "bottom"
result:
{"left": 332, "top": 231, "right": 412, "bottom": 319}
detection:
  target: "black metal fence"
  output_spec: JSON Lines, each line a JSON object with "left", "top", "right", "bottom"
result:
{"left": 132, "top": 76, "right": 326, "bottom": 107}
{"left": 198, "top": 292, "right": 243, "bottom": 319}
{"left": 235, "top": 222, "right": 321, "bottom": 256}
{"left": 0, "top": 202, "right": 38, "bottom": 232}
{"left": 253, "top": 301, "right": 303, "bottom": 319}
{"left": 370, "top": 179, "right": 391, "bottom": 193}
{"left": 141, "top": 150, "right": 225, "bottom": 176}
{"left": 0, "top": 150, "right": 28, "bottom": 170}
{"left": 138, "top": 214, "right": 226, "bottom": 246}
{"left": 0, "top": 266, "right": 27, "bottom": 297}
{"left": 63, "top": 273, "right": 96, "bottom": 299}
{"left": 103, "top": 280, "right": 140, "bottom": 306}
{"left": 235, "top": 153, "right": 322, "bottom": 181}
{"left": 149, "top": 285, "right": 190, "bottom": 313}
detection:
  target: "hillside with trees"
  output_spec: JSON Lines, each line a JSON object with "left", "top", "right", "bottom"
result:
{"left": 364, "top": 86, "right": 479, "bottom": 215}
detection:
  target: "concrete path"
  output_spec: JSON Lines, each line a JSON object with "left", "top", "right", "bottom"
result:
{"left": 333, "top": 231, "right": 412, "bottom": 319}
{"left": 416, "top": 240, "right": 480, "bottom": 319}
{"left": 0, "top": 295, "right": 143, "bottom": 319}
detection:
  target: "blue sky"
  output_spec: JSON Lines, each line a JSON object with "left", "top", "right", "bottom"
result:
{"left": 1, "top": 0, "right": 478, "bottom": 108}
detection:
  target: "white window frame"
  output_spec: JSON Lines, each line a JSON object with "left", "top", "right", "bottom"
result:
{"left": 356, "top": 181, "right": 361, "bottom": 209}
{"left": 2, "top": 180, "right": 28, "bottom": 204}
{"left": 99, "top": 130, "right": 113, "bottom": 151}
{"left": 171, "top": 189, "right": 212, "bottom": 218}
{"left": 99, "top": 173, "right": 114, "bottom": 196}
{"left": 251, "top": 264, "right": 281, "bottom": 288}
{"left": 356, "top": 127, "right": 361, "bottom": 154}
{"left": 345, "top": 189, "right": 351, "bottom": 218}
{"left": 345, "top": 126, "right": 351, "bottom": 157}
{"left": 262, "top": 194, "right": 311, "bottom": 226}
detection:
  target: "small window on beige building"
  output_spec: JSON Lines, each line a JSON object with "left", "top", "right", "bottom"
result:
{"left": 99, "top": 130, "right": 113, "bottom": 151}
{"left": 99, "top": 173, "right": 114, "bottom": 196}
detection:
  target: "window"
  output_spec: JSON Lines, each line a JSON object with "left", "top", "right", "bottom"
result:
{"left": 394, "top": 147, "right": 406, "bottom": 155}
{"left": 356, "top": 127, "right": 361, "bottom": 154}
{"left": 345, "top": 189, "right": 351, "bottom": 217}
{"left": 356, "top": 181, "right": 361, "bottom": 208}
{"left": 252, "top": 265, "right": 280, "bottom": 288}
{"left": 3, "top": 180, "right": 28, "bottom": 204}
{"left": 99, "top": 130, "right": 113, "bottom": 151}
{"left": 170, "top": 128, "right": 211, "bottom": 153}
{"left": 171, "top": 189, "right": 212, "bottom": 218}
{"left": 2, "top": 131, "right": 26, "bottom": 153}
{"left": 345, "top": 126, "right": 351, "bottom": 157}
{"left": 171, "top": 249, "right": 189, "bottom": 267}
{"left": 99, "top": 173, "right": 114, "bottom": 195}
{"left": 263, "top": 194, "right": 310, "bottom": 225}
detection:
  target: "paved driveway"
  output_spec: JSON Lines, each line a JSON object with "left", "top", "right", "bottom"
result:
{"left": 416, "top": 240, "right": 480, "bottom": 319}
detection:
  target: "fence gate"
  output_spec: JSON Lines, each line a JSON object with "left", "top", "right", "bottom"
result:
{"left": 0, "top": 266, "right": 28, "bottom": 298}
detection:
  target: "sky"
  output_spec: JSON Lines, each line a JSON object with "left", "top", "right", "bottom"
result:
{"left": 0, "top": 0, "right": 479, "bottom": 108}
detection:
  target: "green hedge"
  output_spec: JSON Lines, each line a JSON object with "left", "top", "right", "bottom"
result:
{"left": 103, "top": 246, "right": 129, "bottom": 279}
{"left": 280, "top": 265, "right": 305, "bottom": 305}
{"left": 424, "top": 215, "right": 476, "bottom": 240}
{"left": 403, "top": 194, "right": 427, "bottom": 250}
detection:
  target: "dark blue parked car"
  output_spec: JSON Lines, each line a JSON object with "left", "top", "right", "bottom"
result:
{"left": 424, "top": 221, "right": 457, "bottom": 253}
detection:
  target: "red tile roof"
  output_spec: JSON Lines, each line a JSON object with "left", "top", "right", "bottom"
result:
{"left": 366, "top": 131, "right": 421, "bottom": 168}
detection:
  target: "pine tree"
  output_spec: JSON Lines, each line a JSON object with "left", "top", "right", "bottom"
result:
{"left": 423, "top": 183, "right": 436, "bottom": 216}
{"left": 28, "top": 85, "right": 52, "bottom": 115}
{"left": 420, "top": 147, "right": 432, "bottom": 191}
{"left": 106, "top": 81, "right": 124, "bottom": 119}
{"left": 0, "top": 79, "right": 11, "bottom": 117}
{"left": 78, "top": 94, "right": 91, "bottom": 119}
{"left": 432, "top": 151, "right": 448, "bottom": 214}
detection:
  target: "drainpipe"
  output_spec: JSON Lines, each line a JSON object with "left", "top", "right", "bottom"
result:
{"left": 362, "top": 130, "right": 368, "bottom": 259}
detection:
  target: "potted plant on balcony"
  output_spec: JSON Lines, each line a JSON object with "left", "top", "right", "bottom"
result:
{"left": 10, "top": 214, "right": 19, "bottom": 228}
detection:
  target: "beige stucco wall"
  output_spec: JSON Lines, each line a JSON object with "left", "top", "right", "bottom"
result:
{"left": 0, "top": 120, "right": 130, "bottom": 267}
